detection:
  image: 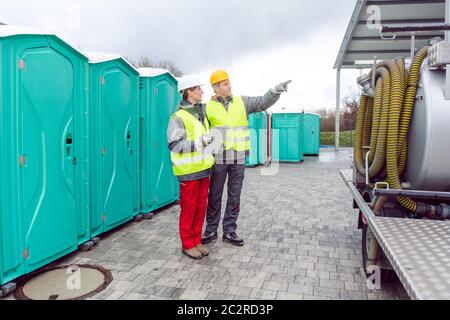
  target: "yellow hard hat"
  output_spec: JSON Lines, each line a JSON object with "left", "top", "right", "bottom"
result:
{"left": 210, "top": 69, "right": 229, "bottom": 85}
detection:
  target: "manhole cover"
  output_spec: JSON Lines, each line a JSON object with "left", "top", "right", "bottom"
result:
{"left": 14, "top": 264, "right": 113, "bottom": 300}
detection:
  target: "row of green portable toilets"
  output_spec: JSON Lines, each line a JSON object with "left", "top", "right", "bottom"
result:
{"left": 272, "top": 112, "right": 321, "bottom": 162}
{"left": 247, "top": 112, "right": 321, "bottom": 166}
{"left": 0, "top": 28, "right": 179, "bottom": 290}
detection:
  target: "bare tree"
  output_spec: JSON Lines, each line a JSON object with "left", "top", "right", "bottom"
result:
{"left": 315, "top": 107, "right": 336, "bottom": 132}
{"left": 306, "top": 90, "right": 359, "bottom": 133}
{"left": 341, "top": 92, "right": 359, "bottom": 132}
{"left": 126, "top": 55, "right": 183, "bottom": 77}
{"left": 156, "top": 60, "right": 183, "bottom": 77}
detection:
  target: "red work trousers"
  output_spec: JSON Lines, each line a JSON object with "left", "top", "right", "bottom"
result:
{"left": 179, "top": 177, "right": 210, "bottom": 250}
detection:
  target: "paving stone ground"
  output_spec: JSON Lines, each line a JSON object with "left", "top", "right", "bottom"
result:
{"left": 2, "top": 148, "right": 409, "bottom": 300}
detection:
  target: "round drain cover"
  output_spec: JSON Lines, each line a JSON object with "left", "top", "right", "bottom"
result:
{"left": 15, "top": 264, "right": 113, "bottom": 300}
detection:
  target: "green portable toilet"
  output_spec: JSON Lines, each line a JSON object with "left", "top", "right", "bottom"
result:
{"left": 138, "top": 68, "right": 179, "bottom": 219}
{"left": 0, "top": 26, "right": 89, "bottom": 289}
{"left": 259, "top": 112, "right": 268, "bottom": 165}
{"left": 86, "top": 52, "right": 140, "bottom": 237}
{"left": 271, "top": 113, "right": 304, "bottom": 163}
{"left": 303, "top": 113, "right": 321, "bottom": 156}
{"left": 246, "top": 113, "right": 261, "bottom": 167}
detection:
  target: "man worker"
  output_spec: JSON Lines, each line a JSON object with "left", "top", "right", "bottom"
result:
{"left": 201, "top": 69, "right": 291, "bottom": 246}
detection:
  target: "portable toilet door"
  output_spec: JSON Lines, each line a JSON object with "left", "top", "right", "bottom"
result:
{"left": 246, "top": 113, "right": 260, "bottom": 167}
{"left": 138, "top": 68, "right": 179, "bottom": 218}
{"left": 303, "top": 113, "right": 321, "bottom": 156}
{"left": 86, "top": 52, "right": 140, "bottom": 237}
{"left": 271, "top": 113, "right": 304, "bottom": 163}
{"left": 259, "top": 112, "right": 268, "bottom": 165}
{"left": 0, "top": 26, "right": 89, "bottom": 286}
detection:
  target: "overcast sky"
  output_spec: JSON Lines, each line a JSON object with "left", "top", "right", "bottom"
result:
{"left": 0, "top": 0, "right": 361, "bottom": 112}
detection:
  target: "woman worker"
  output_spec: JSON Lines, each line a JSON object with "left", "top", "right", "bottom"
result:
{"left": 167, "top": 75, "right": 215, "bottom": 259}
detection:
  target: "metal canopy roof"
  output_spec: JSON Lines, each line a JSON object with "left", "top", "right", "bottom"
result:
{"left": 334, "top": 0, "right": 446, "bottom": 69}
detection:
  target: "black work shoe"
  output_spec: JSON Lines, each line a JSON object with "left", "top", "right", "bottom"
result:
{"left": 223, "top": 232, "right": 244, "bottom": 246}
{"left": 201, "top": 231, "right": 218, "bottom": 244}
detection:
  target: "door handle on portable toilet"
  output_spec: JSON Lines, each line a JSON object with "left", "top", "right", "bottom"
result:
{"left": 127, "top": 131, "right": 132, "bottom": 155}
{"left": 66, "top": 134, "right": 73, "bottom": 159}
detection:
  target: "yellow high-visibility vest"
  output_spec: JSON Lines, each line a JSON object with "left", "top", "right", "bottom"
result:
{"left": 170, "top": 109, "right": 215, "bottom": 176}
{"left": 205, "top": 96, "right": 250, "bottom": 152}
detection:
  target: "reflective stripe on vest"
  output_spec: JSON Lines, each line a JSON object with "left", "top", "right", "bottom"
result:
{"left": 205, "top": 96, "right": 250, "bottom": 152}
{"left": 170, "top": 109, "right": 215, "bottom": 176}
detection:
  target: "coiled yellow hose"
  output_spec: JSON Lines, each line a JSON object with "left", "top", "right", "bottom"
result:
{"left": 354, "top": 47, "right": 430, "bottom": 214}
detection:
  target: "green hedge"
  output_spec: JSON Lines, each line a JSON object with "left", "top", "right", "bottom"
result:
{"left": 320, "top": 130, "right": 355, "bottom": 147}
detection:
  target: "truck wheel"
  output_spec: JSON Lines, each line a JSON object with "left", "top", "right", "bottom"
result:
{"left": 361, "top": 224, "right": 398, "bottom": 283}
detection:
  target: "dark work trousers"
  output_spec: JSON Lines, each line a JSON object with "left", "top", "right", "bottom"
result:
{"left": 205, "top": 163, "right": 246, "bottom": 234}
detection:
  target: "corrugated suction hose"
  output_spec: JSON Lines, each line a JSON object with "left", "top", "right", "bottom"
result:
{"left": 354, "top": 47, "right": 431, "bottom": 216}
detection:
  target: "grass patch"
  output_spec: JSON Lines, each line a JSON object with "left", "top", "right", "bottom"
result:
{"left": 320, "top": 130, "right": 355, "bottom": 147}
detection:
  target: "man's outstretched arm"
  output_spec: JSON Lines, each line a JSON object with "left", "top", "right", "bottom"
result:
{"left": 242, "top": 80, "right": 292, "bottom": 115}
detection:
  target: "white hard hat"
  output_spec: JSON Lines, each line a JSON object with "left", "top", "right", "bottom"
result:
{"left": 177, "top": 75, "right": 204, "bottom": 92}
